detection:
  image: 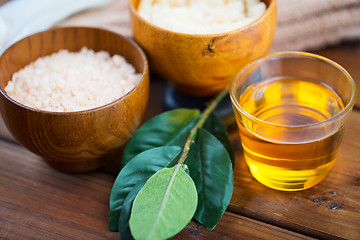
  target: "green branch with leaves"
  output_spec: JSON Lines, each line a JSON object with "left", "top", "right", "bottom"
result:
{"left": 109, "top": 89, "right": 234, "bottom": 240}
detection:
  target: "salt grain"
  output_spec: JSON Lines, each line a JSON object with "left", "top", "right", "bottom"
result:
{"left": 137, "top": 0, "right": 266, "bottom": 34}
{"left": 5, "top": 47, "right": 142, "bottom": 112}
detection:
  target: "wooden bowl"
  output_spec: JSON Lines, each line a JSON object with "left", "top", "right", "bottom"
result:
{"left": 129, "top": 0, "right": 277, "bottom": 97}
{"left": 0, "top": 27, "right": 149, "bottom": 173}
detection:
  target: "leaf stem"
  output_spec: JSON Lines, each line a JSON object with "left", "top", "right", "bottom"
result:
{"left": 177, "top": 89, "right": 228, "bottom": 164}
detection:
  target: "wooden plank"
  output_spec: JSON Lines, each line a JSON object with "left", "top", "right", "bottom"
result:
{"left": 313, "top": 41, "right": 360, "bottom": 109}
{"left": 228, "top": 110, "right": 360, "bottom": 240}
{"left": 0, "top": 138, "right": 315, "bottom": 240}
{"left": 174, "top": 211, "right": 315, "bottom": 240}
{"left": 0, "top": 142, "right": 119, "bottom": 240}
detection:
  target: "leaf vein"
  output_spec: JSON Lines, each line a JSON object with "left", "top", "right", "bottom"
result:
{"left": 147, "top": 164, "right": 181, "bottom": 240}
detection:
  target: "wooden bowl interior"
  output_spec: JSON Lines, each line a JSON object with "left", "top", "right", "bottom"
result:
{"left": 0, "top": 27, "right": 146, "bottom": 91}
{"left": 130, "top": 0, "right": 273, "bottom": 19}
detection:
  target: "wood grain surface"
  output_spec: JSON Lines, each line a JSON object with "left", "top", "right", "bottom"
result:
{"left": 0, "top": 139, "right": 313, "bottom": 240}
{"left": 0, "top": 140, "right": 118, "bottom": 240}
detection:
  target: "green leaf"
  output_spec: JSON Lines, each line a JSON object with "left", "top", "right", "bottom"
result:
{"left": 118, "top": 180, "right": 146, "bottom": 240}
{"left": 203, "top": 113, "right": 235, "bottom": 167}
{"left": 122, "top": 109, "right": 200, "bottom": 167}
{"left": 129, "top": 164, "right": 198, "bottom": 240}
{"left": 186, "top": 128, "right": 233, "bottom": 231}
{"left": 109, "top": 146, "right": 181, "bottom": 232}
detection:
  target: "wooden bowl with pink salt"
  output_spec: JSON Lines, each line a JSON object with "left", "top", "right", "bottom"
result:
{"left": 0, "top": 27, "right": 149, "bottom": 172}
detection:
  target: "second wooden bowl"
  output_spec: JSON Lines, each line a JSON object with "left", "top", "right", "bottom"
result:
{"left": 129, "top": 0, "right": 277, "bottom": 97}
{"left": 0, "top": 27, "right": 149, "bottom": 172}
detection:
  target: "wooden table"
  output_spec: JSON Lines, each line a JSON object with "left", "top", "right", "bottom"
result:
{"left": 0, "top": 41, "right": 359, "bottom": 240}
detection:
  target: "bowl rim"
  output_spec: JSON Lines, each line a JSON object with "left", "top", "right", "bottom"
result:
{"left": 129, "top": 0, "right": 276, "bottom": 37}
{"left": 0, "top": 26, "right": 149, "bottom": 115}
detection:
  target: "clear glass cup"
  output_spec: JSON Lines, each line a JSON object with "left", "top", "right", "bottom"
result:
{"left": 230, "top": 52, "right": 357, "bottom": 191}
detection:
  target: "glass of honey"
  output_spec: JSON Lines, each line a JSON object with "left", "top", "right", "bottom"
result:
{"left": 230, "top": 52, "right": 356, "bottom": 191}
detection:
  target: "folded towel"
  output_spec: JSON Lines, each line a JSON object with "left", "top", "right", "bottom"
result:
{"left": 58, "top": 0, "right": 132, "bottom": 36}
{"left": 271, "top": 0, "right": 360, "bottom": 51}
{"left": 58, "top": 0, "right": 360, "bottom": 51}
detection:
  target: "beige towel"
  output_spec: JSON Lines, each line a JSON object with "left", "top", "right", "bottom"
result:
{"left": 58, "top": 0, "right": 132, "bottom": 36}
{"left": 271, "top": 0, "right": 360, "bottom": 51}
{"left": 58, "top": 0, "right": 360, "bottom": 51}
